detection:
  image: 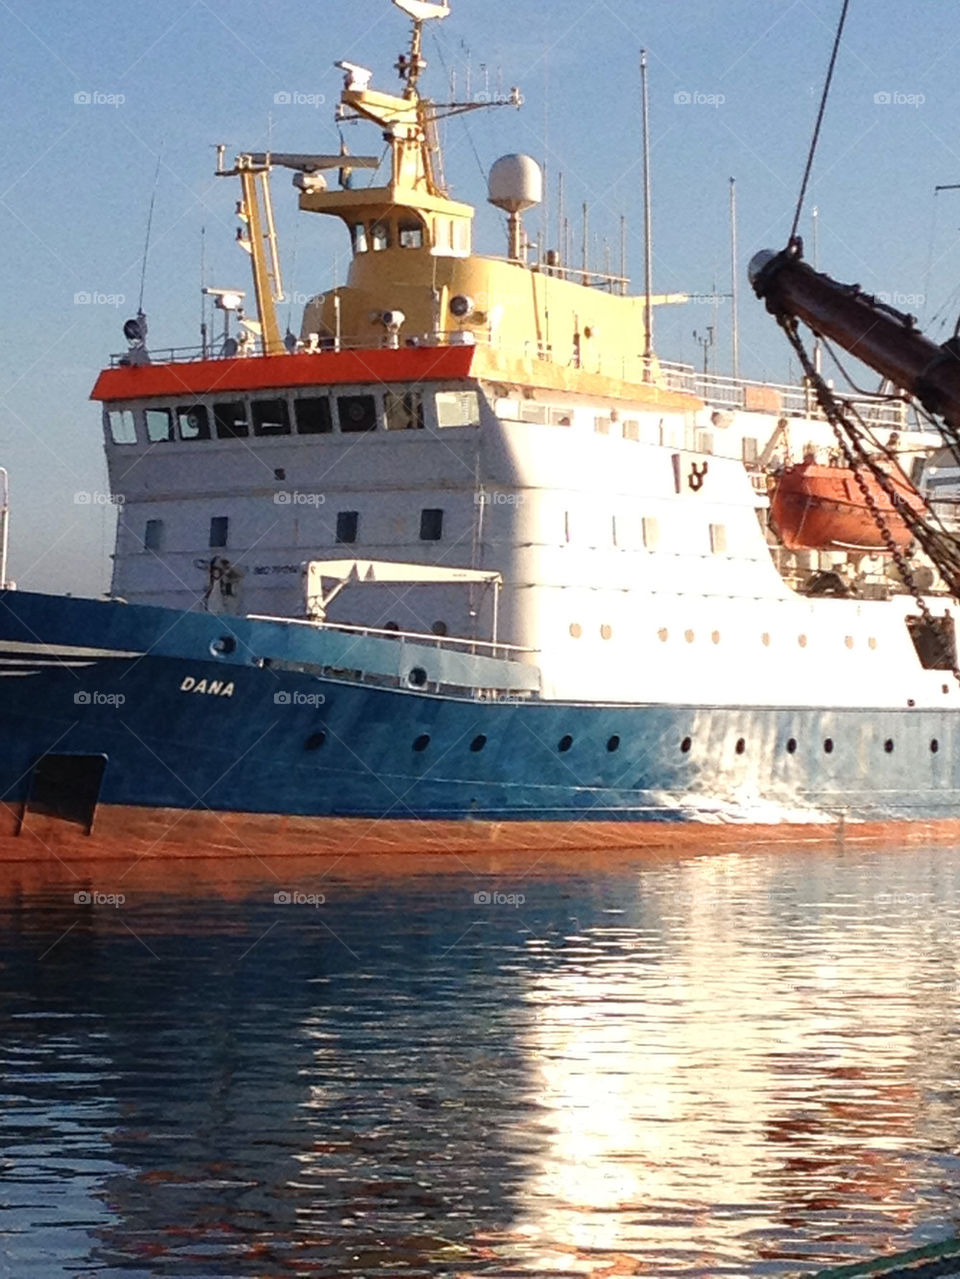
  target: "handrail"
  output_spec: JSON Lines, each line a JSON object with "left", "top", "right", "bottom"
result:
{"left": 245, "top": 613, "right": 540, "bottom": 658}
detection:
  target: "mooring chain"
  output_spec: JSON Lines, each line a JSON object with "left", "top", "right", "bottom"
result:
{"left": 777, "top": 315, "right": 960, "bottom": 686}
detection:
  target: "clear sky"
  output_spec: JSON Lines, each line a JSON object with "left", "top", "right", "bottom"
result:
{"left": 2, "top": 0, "right": 959, "bottom": 596}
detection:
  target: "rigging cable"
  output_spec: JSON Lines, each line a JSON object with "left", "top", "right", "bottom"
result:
{"left": 138, "top": 142, "right": 165, "bottom": 314}
{"left": 789, "top": 0, "right": 852, "bottom": 244}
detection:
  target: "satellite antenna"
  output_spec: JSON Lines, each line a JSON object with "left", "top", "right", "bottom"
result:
{"left": 392, "top": 0, "right": 450, "bottom": 22}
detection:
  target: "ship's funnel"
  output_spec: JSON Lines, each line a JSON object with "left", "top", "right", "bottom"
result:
{"left": 488, "top": 154, "right": 543, "bottom": 262}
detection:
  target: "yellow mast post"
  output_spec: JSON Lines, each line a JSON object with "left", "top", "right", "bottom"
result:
{"left": 218, "top": 150, "right": 286, "bottom": 357}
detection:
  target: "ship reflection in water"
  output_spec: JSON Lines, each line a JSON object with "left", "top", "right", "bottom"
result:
{"left": 2, "top": 844, "right": 960, "bottom": 1277}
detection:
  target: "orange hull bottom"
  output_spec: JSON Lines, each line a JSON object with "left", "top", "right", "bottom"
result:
{"left": 2, "top": 805, "right": 960, "bottom": 898}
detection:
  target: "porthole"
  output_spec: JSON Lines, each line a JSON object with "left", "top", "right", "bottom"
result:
{"left": 658, "top": 628, "right": 669, "bottom": 643}
{"left": 600, "top": 624, "right": 613, "bottom": 641}
{"left": 798, "top": 634, "right": 808, "bottom": 648}
{"left": 884, "top": 738, "right": 895, "bottom": 754}
{"left": 869, "top": 637, "right": 878, "bottom": 651}
{"left": 606, "top": 735, "right": 621, "bottom": 752}
{"left": 432, "top": 621, "right": 449, "bottom": 637}
{"left": 786, "top": 738, "right": 798, "bottom": 754}
{"left": 685, "top": 629, "right": 695, "bottom": 644}
{"left": 413, "top": 734, "right": 431, "bottom": 752}
{"left": 470, "top": 735, "right": 487, "bottom": 753}
{"left": 305, "top": 732, "right": 327, "bottom": 752}
{"left": 844, "top": 636, "right": 854, "bottom": 650}
{"left": 569, "top": 623, "right": 583, "bottom": 639}
{"left": 735, "top": 738, "right": 746, "bottom": 755}
{"left": 824, "top": 738, "right": 834, "bottom": 754}
{"left": 931, "top": 738, "right": 940, "bottom": 754}
{"left": 681, "top": 736, "right": 692, "bottom": 754}
{"left": 761, "top": 633, "right": 771, "bottom": 648}
{"left": 711, "top": 631, "right": 721, "bottom": 645}
{"left": 211, "top": 635, "right": 237, "bottom": 656}
{"left": 558, "top": 734, "right": 574, "bottom": 753}
{"left": 407, "top": 666, "right": 428, "bottom": 688}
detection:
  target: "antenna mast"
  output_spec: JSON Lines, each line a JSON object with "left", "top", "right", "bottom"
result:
{"left": 641, "top": 50, "right": 654, "bottom": 377}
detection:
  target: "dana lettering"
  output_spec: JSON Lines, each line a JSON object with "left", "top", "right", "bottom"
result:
{"left": 180, "top": 677, "right": 235, "bottom": 697}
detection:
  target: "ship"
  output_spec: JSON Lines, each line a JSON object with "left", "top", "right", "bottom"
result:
{"left": 3, "top": 0, "right": 960, "bottom": 863}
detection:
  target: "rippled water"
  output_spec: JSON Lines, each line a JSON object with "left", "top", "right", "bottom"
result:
{"left": 2, "top": 842, "right": 960, "bottom": 1277}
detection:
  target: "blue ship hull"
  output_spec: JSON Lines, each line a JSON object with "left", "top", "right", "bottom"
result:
{"left": 0, "top": 590, "right": 958, "bottom": 857}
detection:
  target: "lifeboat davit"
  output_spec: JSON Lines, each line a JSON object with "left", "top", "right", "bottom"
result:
{"left": 771, "top": 460, "right": 925, "bottom": 551}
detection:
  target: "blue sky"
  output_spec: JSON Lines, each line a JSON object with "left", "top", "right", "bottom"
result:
{"left": 2, "top": 0, "right": 959, "bottom": 595}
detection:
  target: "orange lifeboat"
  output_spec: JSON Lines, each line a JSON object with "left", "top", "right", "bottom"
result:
{"left": 771, "top": 459, "right": 925, "bottom": 551}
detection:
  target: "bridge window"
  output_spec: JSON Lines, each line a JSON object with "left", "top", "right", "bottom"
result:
{"left": 209, "top": 517, "right": 229, "bottom": 549}
{"left": 176, "top": 404, "right": 210, "bottom": 440}
{"left": 145, "top": 409, "right": 172, "bottom": 443}
{"left": 295, "top": 396, "right": 333, "bottom": 435}
{"left": 350, "top": 224, "right": 369, "bottom": 254}
{"left": 337, "top": 394, "right": 378, "bottom": 433}
{"left": 385, "top": 391, "right": 424, "bottom": 431}
{"left": 399, "top": 218, "right": 424, "bottom": 249}
{"left": 214, "top": 401, "right": 249, "bottom": 439}
{"left": 336, "top": 511, "right": 359, "bottom": 545}
{"left": 436, "top": 390, "right": 481, "bottom": 428}
{"left": 252, "top": 398, "right": 291, "bottom": 436}
{"left": 420, "top": 509, "right": 444, "bottom": 541}
{"left": 107, "top": 409, "right": 137, "bottom": 444}
{"left": 371, "top": 221, "right": 391, "bottom": 252}
{"left": 144, "top": 519, "right": 164, "bottom": 551}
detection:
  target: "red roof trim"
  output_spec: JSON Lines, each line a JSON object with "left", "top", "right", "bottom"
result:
{"left": 91, "top": 346, "right": 477, "bottom": 402}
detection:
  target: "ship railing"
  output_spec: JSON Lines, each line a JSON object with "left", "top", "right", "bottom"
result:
{"left": 658, "top": 361, "right": 910, "bottom": 429}
{"left": 246, "top": 614, "right": 539, "bottom": 664}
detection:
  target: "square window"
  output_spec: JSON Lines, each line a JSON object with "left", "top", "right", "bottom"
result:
{"left": 436, "top": 390, "right": 481, "bottom": 428}
{"left": 145, "top": 409, "right": 173, "bottom": 443}
{"left": 399, "top": 220, "right": 424, "bottom": 249}
{"left": 107, "top": 409, "right": 137, "bottom": 444}
{"left": 176, "top": 404, "right": 210, "bottom": 440}
{"left": 337, "top": 394, "right": 378, "bottom": 433}
{"left": 144, "top": 519, "right": 164, "bottom": 552}
{"left": 336, "top": 511, "right": 359, "bottom": 544}
{"left": 210, "top": 516, "right": 229, "bottom": 549}
{"left": 420, "top": 509, "right": 444, "bottom": 541}
{"left": 384, "top": 391, "right": 424, "bottom": 431}
{"left": 622, "top": 419, "right": 640, "bottom": 442}
{"left": 252, "top": 398, "right": 291, "bottom": 436}
{"left": 214, "top": 401, "right": 249, "bottom": 439}
{"left": 295, "top": 397, "right": 333, "bottom": 435}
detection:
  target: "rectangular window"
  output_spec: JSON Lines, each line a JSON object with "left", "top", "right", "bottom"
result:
{"left": 337, "top": 394, "right": 378, "bottom": 433}
{"left": 336, "top": 511, "right": 359, "bottom": 544}
{"left": 350, "top": 223, "right": 368, "bottom": 254}
{"left": 145, "top": 409, "right": 172, "bottom": 443}
{"left": 548, "top": 408, "right": 573, "bottom": 427}
{"left": 252, "top": 398, "right": 291, "bottom": 436}
{"left": 420, "top": 508, "right": 444, "bottom": 541}
{"left": 436, "top": 390, "right": 482, "bottom": 428}
{"left": 906, "top": 614, "right": 957, "bottom": 669}
{"left": 107, "top": 409, "right": 137, "bottom": 444}
{"left": 176, "top": 404, "right": 210, "bottom": 441}
{"left": 696, "top": 430, "right": 715, "bottom": 454}
{"left": 622, "top": 419, "right": 640, "bottom": 442}
{"left": 519, "top": 403, "right": 548, "bottom": 425}
{"left": 564, "top": 511, "right": 572, "bottom": 544}
{"left": 384, "top": 390, "right": 424, "bottom": 431}
{"left": 710, "top": 523, "right": 727, "bottom": 554}
{"left": 209, "top": 516, "right": 229, "bottom": 549}
{"left": 742, "top": 436, "right": 759, "bottom": 463}
{"left": 215, "top": 401, "right": 249, "bottom": 439}
{"left": 398, "top": 219, "right": 424, "bottom": 249}
{"left": 295, "top": 397, "right": 333, "bottom": 435}
{"left": 371, "top": 221, "right": 390, "bottom": 251}
{"left": 642, "top": 516, "right": 660, "bottom": 550}
{"left": 144, "top": 519, "right": 164, "bottom": 552}
{"left": 594, "top": 416, "right": 611, "bottom": 435}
